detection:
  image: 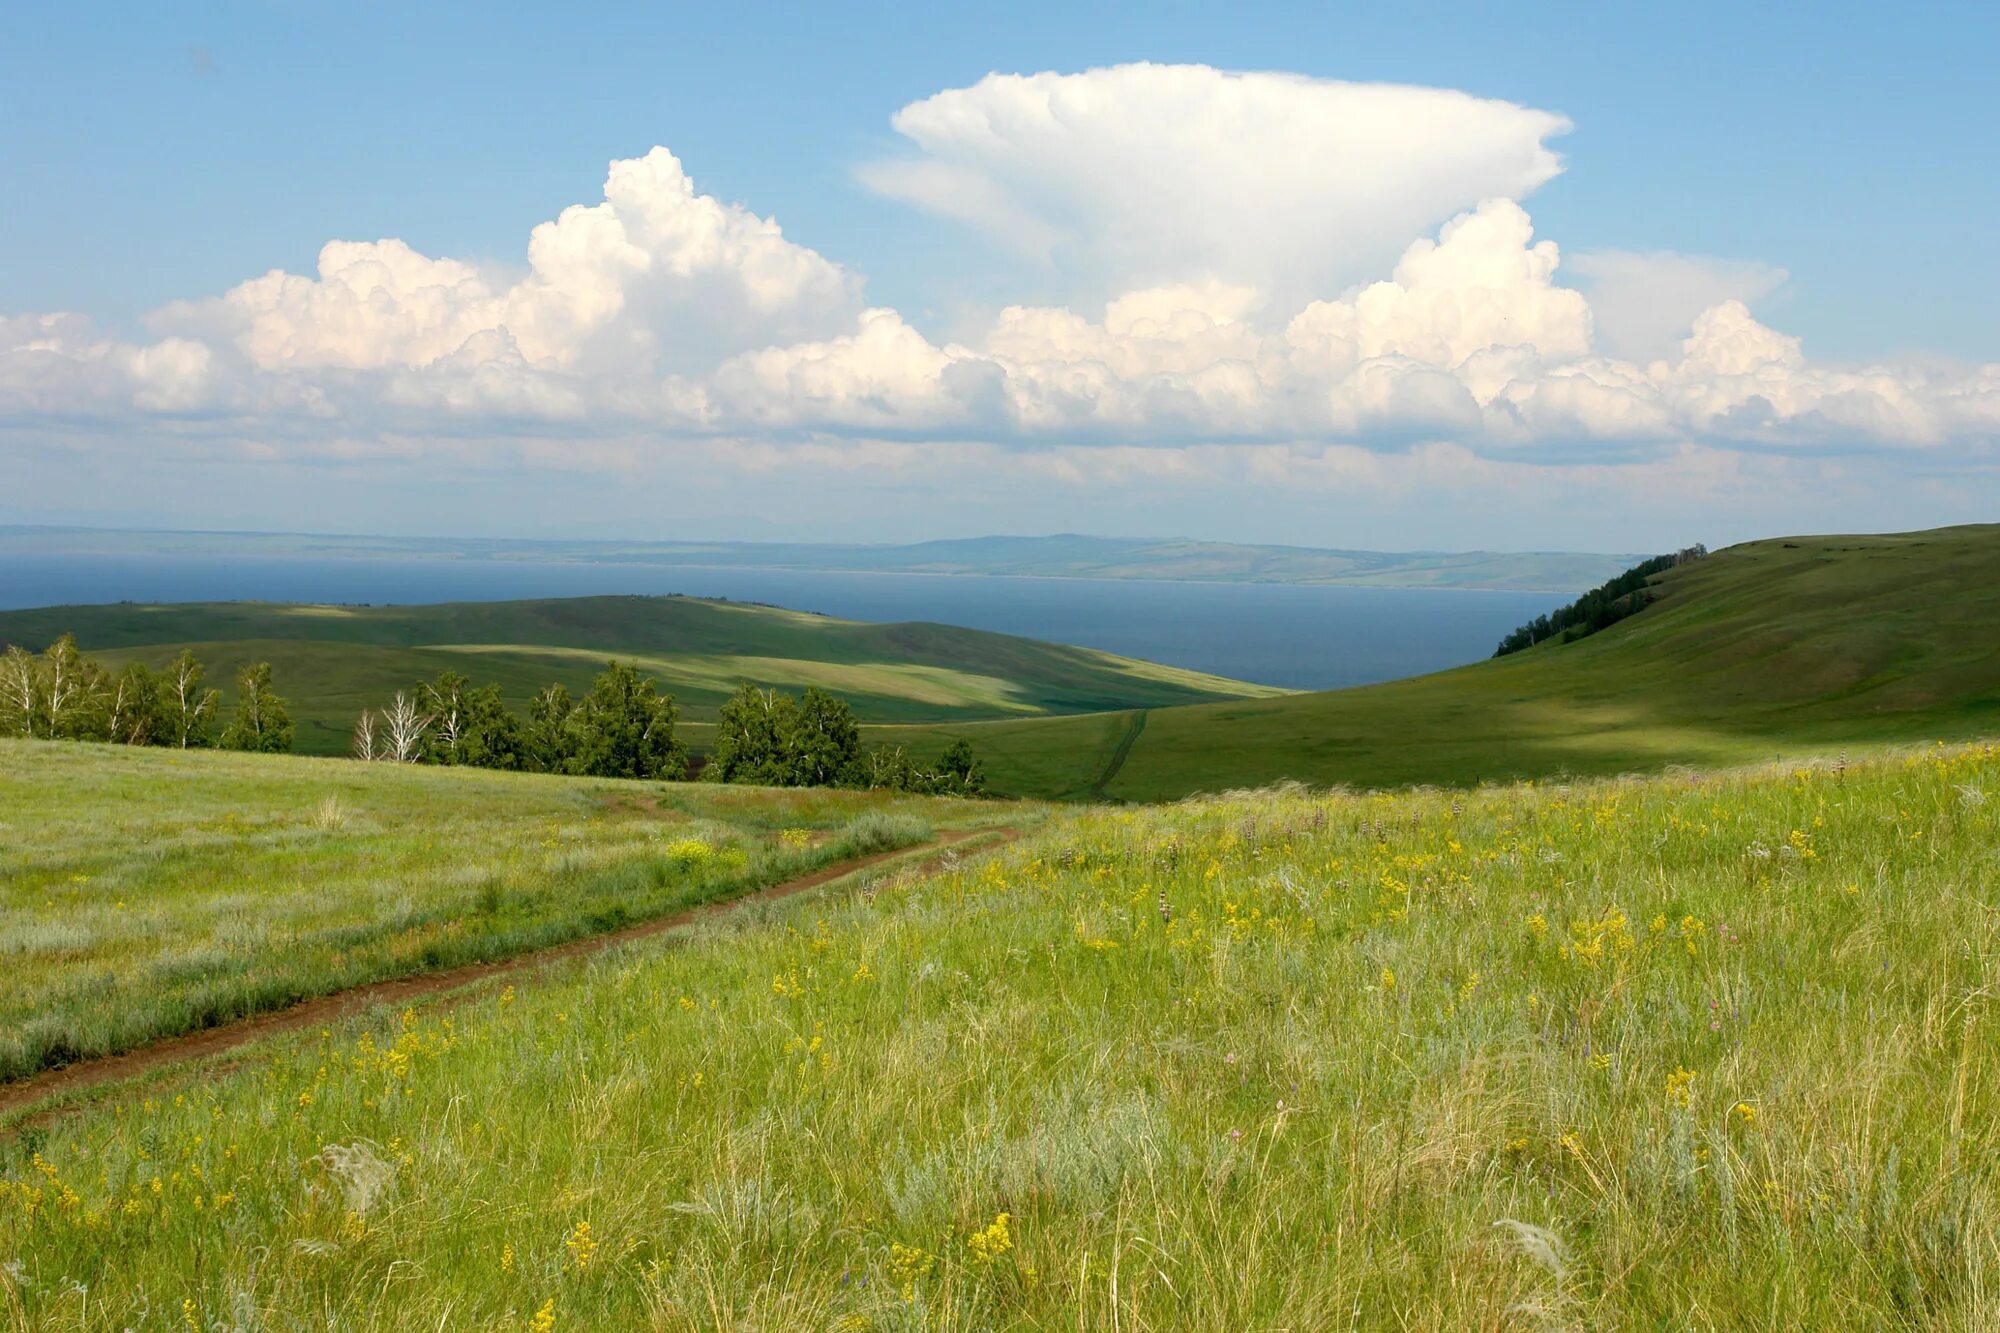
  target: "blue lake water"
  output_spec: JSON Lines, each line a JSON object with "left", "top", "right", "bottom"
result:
{"left": 0, "top": 552, "right": 1566, "bottom": 692}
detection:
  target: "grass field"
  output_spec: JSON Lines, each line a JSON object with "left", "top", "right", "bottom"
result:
{"left": 0, "top": 595, "right": 1284, "bottom": 756}
{"left": 0, "top": 739, "right": 1023, "bottom": 1085}
{"left": 884, "top": 525, "right": 2000, "bottom": 799}
{"left": 4, "top": 739, "right": 1997, "bottom": 1326}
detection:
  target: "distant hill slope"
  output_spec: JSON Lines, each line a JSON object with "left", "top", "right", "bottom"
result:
{"left": 0, "top": 525, "right": 1636, "bottom": 592}
{"left": 884, "top": 525, "right": 2000, "bottom": 799}
{"left": 0, "top": 595, "right": 1285, "bottom": 756}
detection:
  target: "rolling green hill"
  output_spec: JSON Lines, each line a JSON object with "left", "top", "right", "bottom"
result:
{"left": 883, "top": 525, "right": 2000, "bottom": 799}
{"left": 0, "top": 595, "right": 1285, "bottom": 756}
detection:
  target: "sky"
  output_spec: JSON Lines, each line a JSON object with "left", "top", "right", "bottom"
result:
{"left": 2, "top": 1, "right": 1995, "bottom": 552}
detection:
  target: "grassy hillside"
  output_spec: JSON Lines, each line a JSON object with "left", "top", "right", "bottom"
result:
{"left": 0, "top": 739, "right": 1024, "bottom": 1083}
{"left": 6, "top": 742, "right": 1997, "bottom": 1326}
{"left": 0, "top": 595, "right": 1284, "bottom": 756}
{"left": 884, "top": 525, "right": 2000, "bottom": 799}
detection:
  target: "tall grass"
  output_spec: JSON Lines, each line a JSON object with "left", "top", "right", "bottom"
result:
{"left": 0, "top": 740, "right": 999, "bottom": 1083}
{"left": 3, "top": 742, "right": 1998, "bottom": 1327}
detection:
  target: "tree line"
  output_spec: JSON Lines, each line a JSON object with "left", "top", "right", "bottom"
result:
{"left": 350, "top": 669, "right": 986, "bottom": 794}
{"left": 0, "top": 635, "right": 292, "bottom": 751}
{"left": 3, "top": 635, "right": 989, "bottom": 795}
{"left": 1493, "top": 545, "right": 1709, "bottom": 657}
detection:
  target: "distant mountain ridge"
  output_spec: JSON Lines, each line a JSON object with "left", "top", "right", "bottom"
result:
{"left": 0, "top": 526, "right": 1638, "bottom": 593}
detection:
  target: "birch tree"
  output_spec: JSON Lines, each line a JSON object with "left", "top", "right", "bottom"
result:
{"left": 0, "top": 645, "right": 40, "bottom": 738}
{"left": 42, "top": 634, "right": 106, "bottom": 740}
{"left": 164, "top": 650, "right": 220, "bottom": 749}
{"left": 422, "top": 670, "right": 471, "bottom": 762}
{"left": 220, "top": 661, "right": 294, "bottom": 753}
{"left": 382, "top": 690, "right": 431, "bottom": 763}
{"left": 352, "top": 709, "right": 381, "bottom": 761}
{"left": 106, "top": 662, "right": 161, "bottom": 745}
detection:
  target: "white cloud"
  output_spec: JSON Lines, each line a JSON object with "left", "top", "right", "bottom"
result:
{"left": 1568, "top": 250, "right": 1789, "bottom": 361}
{"left": 858, "top": 63, "right": 1571, "bottom": 306}
{"left": 154, "top": 147, "right": 858, "bottom": 379}
{"left": 1, "top": 73, "right": 1995, "bottom": 514}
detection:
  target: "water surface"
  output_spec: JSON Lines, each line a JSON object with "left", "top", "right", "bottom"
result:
{"left": 0, "top": 553, "right": 1564, "bottom": 691}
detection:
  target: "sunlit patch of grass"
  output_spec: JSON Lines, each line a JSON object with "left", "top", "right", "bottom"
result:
{"left": 0, "top": 740, "right": 1007, "bottom": 1082}
{"left": 5, "top": 740, "right": 1997, "bottom": 1325}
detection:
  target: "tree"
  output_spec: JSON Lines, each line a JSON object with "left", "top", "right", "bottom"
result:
{"left": 352, "top": 709, "right": 381, "bottom": 762}
{"left": 526, "top": 683, "right": 576, "bottom": 773}
{"left": 783, "top": 687, "right": 861, "bottom": 787}
{"left": 706, "top": 685, "right": 797, "bottom": 784}
{"left": 220, "top": 661, "right": 294, "bottom": 753}
{"left": 935, "top": 739, "right": 987, "bottom": 796}
{"left": 421, "top": 670, "right": 473, "bottom": 761}
{"left": 43, "top": 634, "right": 107, "bottom": 740}
{"left": 863, "top": 744, "right": 917, "bottom": 791}
{"left": 106, "top": 662, "right": 163, "bottom": 745}
{"left": 0, "top": 645, "right": 41, "bottom": 738}
{"left": 382, "top": 690, "right": 431, "bottom": 763}
{"left": 163, "top": 650, "right": 220, "bottom": 749}
{"left": 456, "top": 682, "right": 527, "bottom": 770}
{"left": 567, "top": 661, "right": 686, "bottom": 780}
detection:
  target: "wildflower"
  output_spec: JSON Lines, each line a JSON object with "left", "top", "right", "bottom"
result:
{"left": 528, "top": 1299, "right": 556, "bottom": 1333}
{"left": 501, "top": 1242, "right": 515, "bottom": 1273}
{"left": 1665, "top": 1066, "right": 1696, "bottom": 1109}
{"left": 1590, "top": 1052, "right": 1612, "bottom": 1070}
{"left": 566, "top": 1220, "right": 598, "bottom": 1271}
{"left": 851, "top": 963, "right": 875, "bottom": 982}
{"left": 967, "top": 1211, "right": 1014, "bottom": 1263}
{"left": 1379, "top": 966, "right": 1396, "bottom": 992}
{"left": 1527, "top": 913, "right": 1548, "bottom": 938}
{"left": 888, "top": 1242, "right": 937, "bottom": 1301}
{"left": 1731, "top": 1101, "right": 1759, "bottom": 1128}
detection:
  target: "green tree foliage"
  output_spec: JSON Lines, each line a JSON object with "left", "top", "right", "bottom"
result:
{"left": 456, "top": 682, "right": 527, "bottom": 770}
{"left": 1494, "top": 545, "right": 1709, "bottom": 657}
{"left": 0, "top": 645, "right": 41, "bottom": 737}
{"left": 0, "top": 638, "right": 238, "bottom": 752}
{"left": 526, "top": 683, "right": 577, "bottom": 773}
{"left": 162, "top": 650, "right": 221, "bottom": 749}
{"left": 564, "top": 661, "right": 688, "bottom": 780}
{"left": 785, "top": 687, "right": 864, "bottom": 786}
{"left": 106, "top": 662, "right": 164, "bottom": 745}
{"left": 421, "top": 671, "right": 526, "bottom": 769}
{"left": 857, "top": 739, "right": 988, "bottom": 796}
{"left": 43, "top": 634, "right": 108, "bottom": 740}
{"left": 935, "top": 739, "right": 988, "bottom": 796}
{"left": 220, "top": 662, "right": 295, "bottom": 753}
{"left": 706, "top": 686, "right": 799, "bottom": 785}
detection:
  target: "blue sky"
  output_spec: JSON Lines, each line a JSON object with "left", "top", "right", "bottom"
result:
{"left": 2, "top": 2, "right": 1995, "bottom": 549}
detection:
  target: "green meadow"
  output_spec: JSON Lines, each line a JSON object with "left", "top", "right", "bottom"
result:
{"left": 0, "top": 739, "right": 1021, "bottom": 1085}
{"left": 5, "top": 741, "right": 1997, "bottom": 1327}
{"left": 0, "top": 595, "right": 1284, "bottom": 756}
{"left": 887, "top": 525, "right": 2000, "bottom": 799}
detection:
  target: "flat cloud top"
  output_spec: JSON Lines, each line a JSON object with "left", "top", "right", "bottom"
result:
{"left": 860, "top": 64, "right": 1572, "bottom": 306}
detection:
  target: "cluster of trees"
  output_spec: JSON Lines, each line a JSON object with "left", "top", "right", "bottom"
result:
{"left": 5, "top": 632, "right": 988, "bottom": 797}
{"left": 706, "top": 684, "right": 986, "bottom": 795}
{"left": 1494, "top": 545, "right": 1709, "bottom": 657}
{"left": 0, "top": 635, "right": 293, "bottom": 751}
{"left": 353, "top": 662, "right": 686, "bottom": 780}
{"left": 356, "top": 669, "right": 985, "bottom": 795}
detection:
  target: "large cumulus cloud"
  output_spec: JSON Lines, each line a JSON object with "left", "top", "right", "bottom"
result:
{"left": 2, "top": 65, "right": 1996, "bottom": 473}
